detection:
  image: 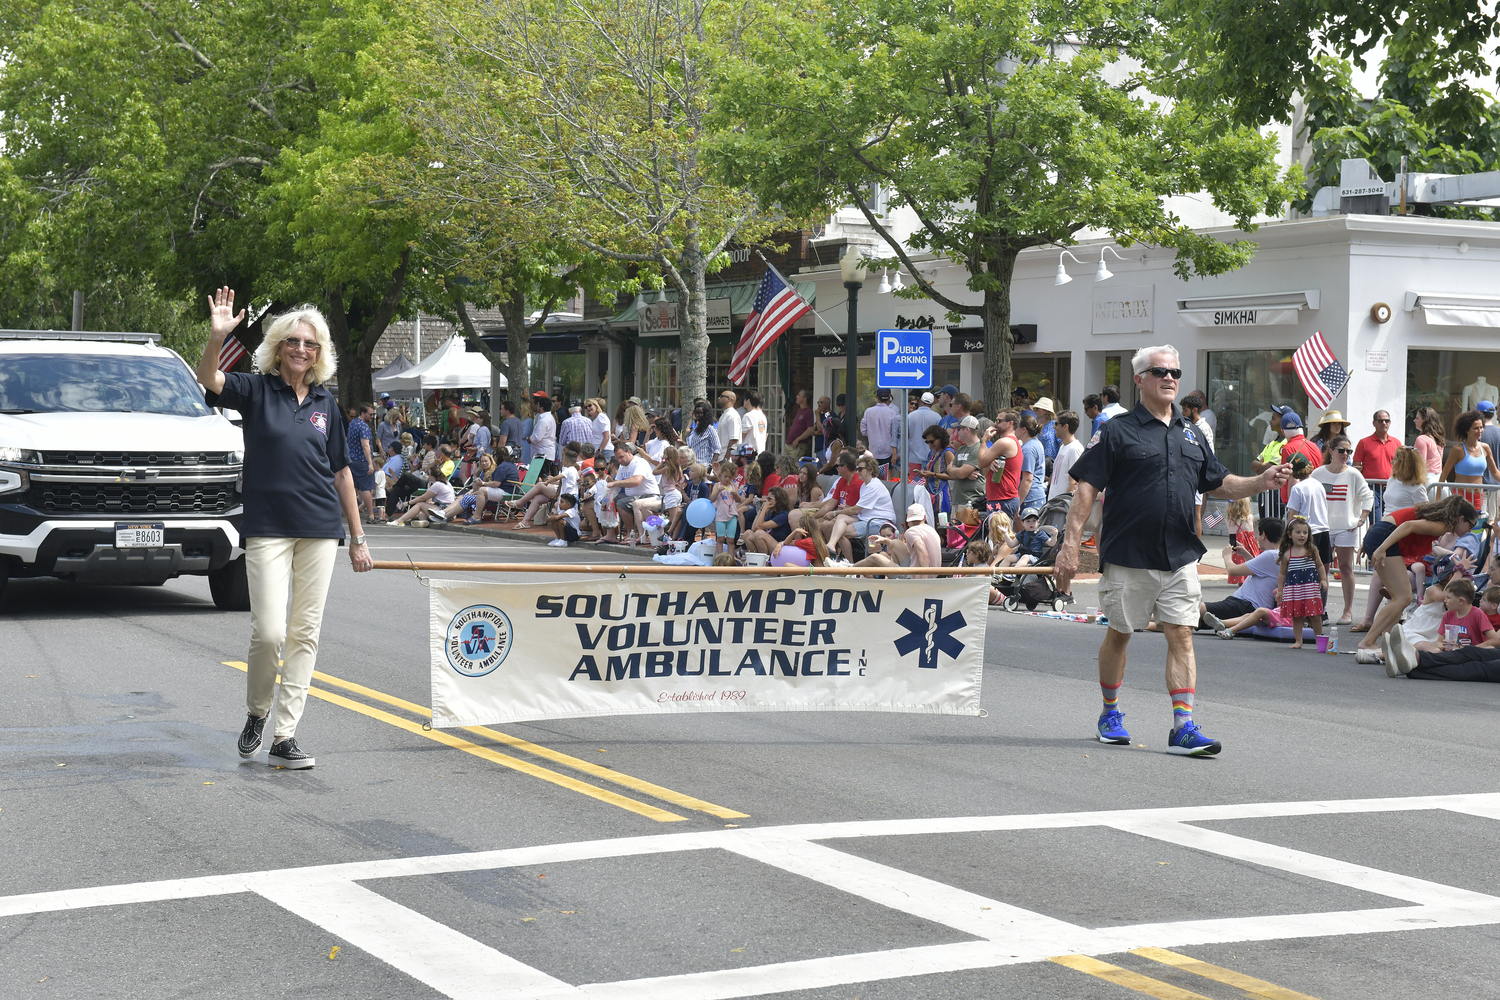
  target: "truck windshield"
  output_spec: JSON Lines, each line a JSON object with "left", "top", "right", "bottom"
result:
{"left": 0, "top": 354, "right": 212, "bottom": 417}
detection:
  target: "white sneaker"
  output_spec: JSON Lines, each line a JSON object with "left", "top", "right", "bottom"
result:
{"left": 1387, "top": 624, "right": 1418, "bottom": 676}
{"left": 548, "top": 538, "right": 568, "bottom": 547}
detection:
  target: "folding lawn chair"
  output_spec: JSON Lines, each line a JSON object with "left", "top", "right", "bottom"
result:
{"left": 490, "top": 457, "right": 545, "bottom": 521}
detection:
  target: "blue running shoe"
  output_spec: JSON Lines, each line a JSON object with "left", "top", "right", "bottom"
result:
{"left": 1166, "top": 721, "right": 1222, "bottom": 756}
{"left": 1097, "top": 710, "right": 1131, "bottom": 745}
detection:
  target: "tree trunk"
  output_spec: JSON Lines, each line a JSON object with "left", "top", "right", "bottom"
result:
{"left": 327, "top": 250, "right": 410, "bottom": 411}
{"left": 675, "top": 222, "right": 709, "bottom": 408}
{"left": 500, "top": 288, "right": 532, "bottom": 401}
{"left": 453, "top": 292, "right": 525, "bottom": 401}
{"left": 981, "top": 249, "right": 1017, "bottom": 417}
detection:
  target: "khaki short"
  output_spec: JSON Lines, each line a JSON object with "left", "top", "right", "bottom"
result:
{"left": 1098, "top": 562, "right": 1202, "bottom": 633}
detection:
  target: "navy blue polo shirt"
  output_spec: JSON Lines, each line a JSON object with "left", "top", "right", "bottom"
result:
{"left": 1070, "top": 402, "right": 1228, "bottom": 571}
{"left": 209, "top": 372, "right": 349, "bottom": 539}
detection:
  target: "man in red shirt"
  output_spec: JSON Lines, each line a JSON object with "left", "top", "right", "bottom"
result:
{"left": 1353, "top": 409, "right": 1399, "bottom": 521}
{"left": 795, "top": 449, "right": 859, "bottom": 534}
{"left": 1276, "top": 410, "right": 1322, "bottom": 503}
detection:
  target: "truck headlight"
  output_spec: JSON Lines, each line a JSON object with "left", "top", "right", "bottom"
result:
{"left": 0, "top": 447, "right": 41, "bottom": 465}
{"left": 228, "top": 450, "right": 244, "bottom": 466}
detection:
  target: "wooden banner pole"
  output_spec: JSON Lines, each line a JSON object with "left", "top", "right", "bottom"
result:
{"left": 371, "top": 561, "right": 1053, "bottom": 577}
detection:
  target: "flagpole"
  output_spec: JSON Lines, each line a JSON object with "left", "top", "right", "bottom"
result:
{"left": 755, "top": 250, "right": 845, "bottom": 342}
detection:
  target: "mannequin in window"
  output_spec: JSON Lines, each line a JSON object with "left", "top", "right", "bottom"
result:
{"left": 1463, "top": 377, "right": 1499, "bottom": 412}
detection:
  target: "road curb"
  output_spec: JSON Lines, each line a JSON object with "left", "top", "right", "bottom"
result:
{"left": 421, "top": 521, "right": 657, "bottom": 560}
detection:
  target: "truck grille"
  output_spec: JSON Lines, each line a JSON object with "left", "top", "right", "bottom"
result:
{"left": 30, "top": 482, "right": 238, "bottom": 515}
{"left": 39, "top": 451, "right": 236, "bottom": 467}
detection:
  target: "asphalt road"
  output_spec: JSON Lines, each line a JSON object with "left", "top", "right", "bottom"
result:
{"left": 4, "top": 526, "right": 1500, "bottom": 1000}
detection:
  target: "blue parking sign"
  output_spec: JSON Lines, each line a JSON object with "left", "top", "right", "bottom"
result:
{"left": 876, "top": 330, "right": 932, "bottom": 390}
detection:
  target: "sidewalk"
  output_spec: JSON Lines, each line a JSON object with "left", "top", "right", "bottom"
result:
{"left": 417, "top": 516, "right": 657, "bottom": 559}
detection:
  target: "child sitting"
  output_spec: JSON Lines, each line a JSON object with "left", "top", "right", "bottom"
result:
{"left": 1482, "top": 584, "right": 1500, "bottom": 633}
{"left": 1414, "top": 577, "right": 1498, "bottom": 653}
{"left": 546, "top": 492, "right": 582, "bottom": 547}
{"left": 1010, "top": 507, "right": 1057, "bottom": 567}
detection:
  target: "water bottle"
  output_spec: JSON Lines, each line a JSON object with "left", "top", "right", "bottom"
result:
{"left": 1326, "top": 634, "right": 1338, "bottom": 655}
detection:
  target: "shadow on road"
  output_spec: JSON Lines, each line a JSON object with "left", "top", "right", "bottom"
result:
{"left": 1, "top": 578, "right": 222, "bottom": 619}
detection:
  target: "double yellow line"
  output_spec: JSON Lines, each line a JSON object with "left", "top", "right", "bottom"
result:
{"left": 1053, "top": 948, "right": 1319, "bottom": 999}
{"left": 222, "top": 661, "right": 748, "bottom": 824}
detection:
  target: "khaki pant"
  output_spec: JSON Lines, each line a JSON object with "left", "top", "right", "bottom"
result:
{"left": 245, "top": 536, "right": 338, "bottom": 739}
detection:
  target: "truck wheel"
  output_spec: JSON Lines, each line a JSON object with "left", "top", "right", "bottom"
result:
{"left": 209, "top": 555, "right": 251, "bottom": 611}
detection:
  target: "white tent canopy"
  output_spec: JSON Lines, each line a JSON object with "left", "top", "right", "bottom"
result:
{"left": 372, "top": 336, "right": 504, "bottom": 392}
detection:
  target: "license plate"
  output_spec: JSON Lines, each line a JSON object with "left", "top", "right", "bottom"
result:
{"left": 115, "top": 522, "right": 165, "bottom": 548}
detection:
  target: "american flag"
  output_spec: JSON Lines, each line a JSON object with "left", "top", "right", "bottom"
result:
{"left": 1292, "top": 331, "right": 1349, "bottom": 410}
{"left": 728, "top": 268, "right": 811, "bottom": 384}
{"left": 1203, "top": 506, "right": 1225, "bottom": 529}
{"left": 218, "top": 333, "right": 247, "bottom": 370}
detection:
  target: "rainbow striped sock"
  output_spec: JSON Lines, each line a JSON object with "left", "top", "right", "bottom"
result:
{"left": 1170, "top": 688, "right": 1194, "bottom": 731}
{"left": 1101, "top": 681, "right": 1122, "bottom": 713}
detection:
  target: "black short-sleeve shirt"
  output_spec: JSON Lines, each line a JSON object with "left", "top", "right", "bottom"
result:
{"left": 209, "top": 372, "right": 349, "bottom": 539}
{"left": 1070, "top": 402, "right": 1229, "bottom": 571}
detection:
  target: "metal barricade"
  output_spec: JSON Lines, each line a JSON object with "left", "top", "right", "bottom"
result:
{"left": 1426, "top": 481, "right": 1500, "bottom": 522}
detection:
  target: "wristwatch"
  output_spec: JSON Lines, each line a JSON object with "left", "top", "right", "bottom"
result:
{"left": 352, "top": 534, "right": 366, "bottom": 545}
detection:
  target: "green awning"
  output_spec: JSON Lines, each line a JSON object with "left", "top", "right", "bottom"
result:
{"left": 611, "top": 280, "right": 816, "bottom": 324}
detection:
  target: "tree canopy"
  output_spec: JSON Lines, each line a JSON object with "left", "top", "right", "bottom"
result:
{"left": 714, "top": 0, "right": 1299, "bottom": 406}
{"left": 0, "top": 0, "right": 435, "bottom": 404}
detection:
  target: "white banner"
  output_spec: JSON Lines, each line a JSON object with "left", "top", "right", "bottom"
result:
{"left": 428, "top": 577, "right": 988, "bottom": 727}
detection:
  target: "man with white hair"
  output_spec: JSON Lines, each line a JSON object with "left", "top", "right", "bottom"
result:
{"left": 559, "top": 401, "right": 594, "bottom": 451}
{"left": 1056, "top": 345, "right": 1290, "bottom": 757}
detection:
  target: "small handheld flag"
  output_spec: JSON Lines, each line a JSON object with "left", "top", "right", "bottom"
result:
{"left": 218, "top": 333, "right": 247, "bottom": 371}
{"left": 1292, "top": 331, "right": 1349, "bottom": 411}
{"left": 1202, "top": 506, "right": 1225, "bottom": 530}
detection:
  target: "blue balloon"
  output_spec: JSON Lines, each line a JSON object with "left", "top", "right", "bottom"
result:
{"left": 686, "top": 497, "right": 717, "bottom": 529}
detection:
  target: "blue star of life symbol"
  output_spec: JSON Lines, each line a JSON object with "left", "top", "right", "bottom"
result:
{"left": 894, "top": 599, "right": 967, "bottom": 669}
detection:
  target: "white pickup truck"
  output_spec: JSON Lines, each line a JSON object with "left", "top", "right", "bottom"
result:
{"left": 0, "top": 330, "right": 247, "bottom": 609}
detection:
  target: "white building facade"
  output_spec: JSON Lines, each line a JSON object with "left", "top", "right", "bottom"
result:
{"left": 803, "top": 213, "right": 1500, "bottom": 475}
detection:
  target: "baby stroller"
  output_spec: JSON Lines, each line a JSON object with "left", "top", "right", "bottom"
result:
{"left": 994, "top": 519, "right": 1070, "bottom": 613}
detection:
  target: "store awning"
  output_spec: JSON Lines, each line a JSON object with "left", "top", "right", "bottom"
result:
{"left": 478, "top": 331, "right": 583, "bottom": 354}
{"left": 1176, "top": 289, "right": 1320, "bottom": 328}
{"left": 611, "top": 280, "right": 817, "bottom": 324}
{"left": 1404, "top": 291, "right": 1500, "bottom": 328}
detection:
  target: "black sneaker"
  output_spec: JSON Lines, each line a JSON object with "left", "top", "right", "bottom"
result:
{"left": 268, "top": 738, "right": 316, "bottom": 769}
{"left": 237, "top": 714, "right": 266, "bottom": 758}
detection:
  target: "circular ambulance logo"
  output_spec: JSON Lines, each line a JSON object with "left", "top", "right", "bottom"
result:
{"left": 445, "top": 605, "right": 512, "bottom": 677}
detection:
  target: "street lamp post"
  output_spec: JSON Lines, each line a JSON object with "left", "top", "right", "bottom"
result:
{"left": 839, "top": 246, "right": 868, "bottom": 446}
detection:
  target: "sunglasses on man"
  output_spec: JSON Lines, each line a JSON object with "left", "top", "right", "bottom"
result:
{"left": 1143, "top": 366, "right": 1181, "bottom": 379}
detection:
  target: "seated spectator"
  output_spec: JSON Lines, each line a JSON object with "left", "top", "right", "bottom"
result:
{"left": 743, "top": 486, "right": 795, "bottom": 555}
{"left": 1147, "top": 517, "right": 1286, "bottom": 637}
{"left": 773, "top": 514, "right": 832, "bottom": 567}
{"left": 826, "top": 455, "right": 898, "bottom": 561}
{"left": 1382, "top": 577, "right": 1500, "bottom": 679}
{"left": 391, "top": 476, "right": 457, "bottom": 525}
{"left": 509, "top": 442, "right": 582, "bottom": 529}
{"left": 546, "top": 492, "right": 582, "bottom": 547}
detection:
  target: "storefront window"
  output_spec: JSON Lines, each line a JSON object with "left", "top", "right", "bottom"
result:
{"left": 1407, "top": 350, "right": 1500, "bottom": 444}
{"left": 646, "top": 345, "right": 782, "bottom": 445}
{"left": 1012, "top": 354, "right": 1072, "bottom": 411}
{"left": 1207, "top": 350, "right": 1309, "bottom": 476}
{"left": 643, "top": 347, "right": 679, "bottom": 415}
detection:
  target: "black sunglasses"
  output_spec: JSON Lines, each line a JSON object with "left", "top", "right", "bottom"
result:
{"left": 1144, "top": 367, "right": 1182, "bottom": 379}
{"left": 1336, "top": 447, "right": 1353, "bottom": 454}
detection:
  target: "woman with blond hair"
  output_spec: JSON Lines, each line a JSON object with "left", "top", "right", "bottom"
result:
{"left": 194, "top": 288, "right": 372, "bottom": 771}
{"left": 621, "top": 402, "right": 650, "bottom": 448}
